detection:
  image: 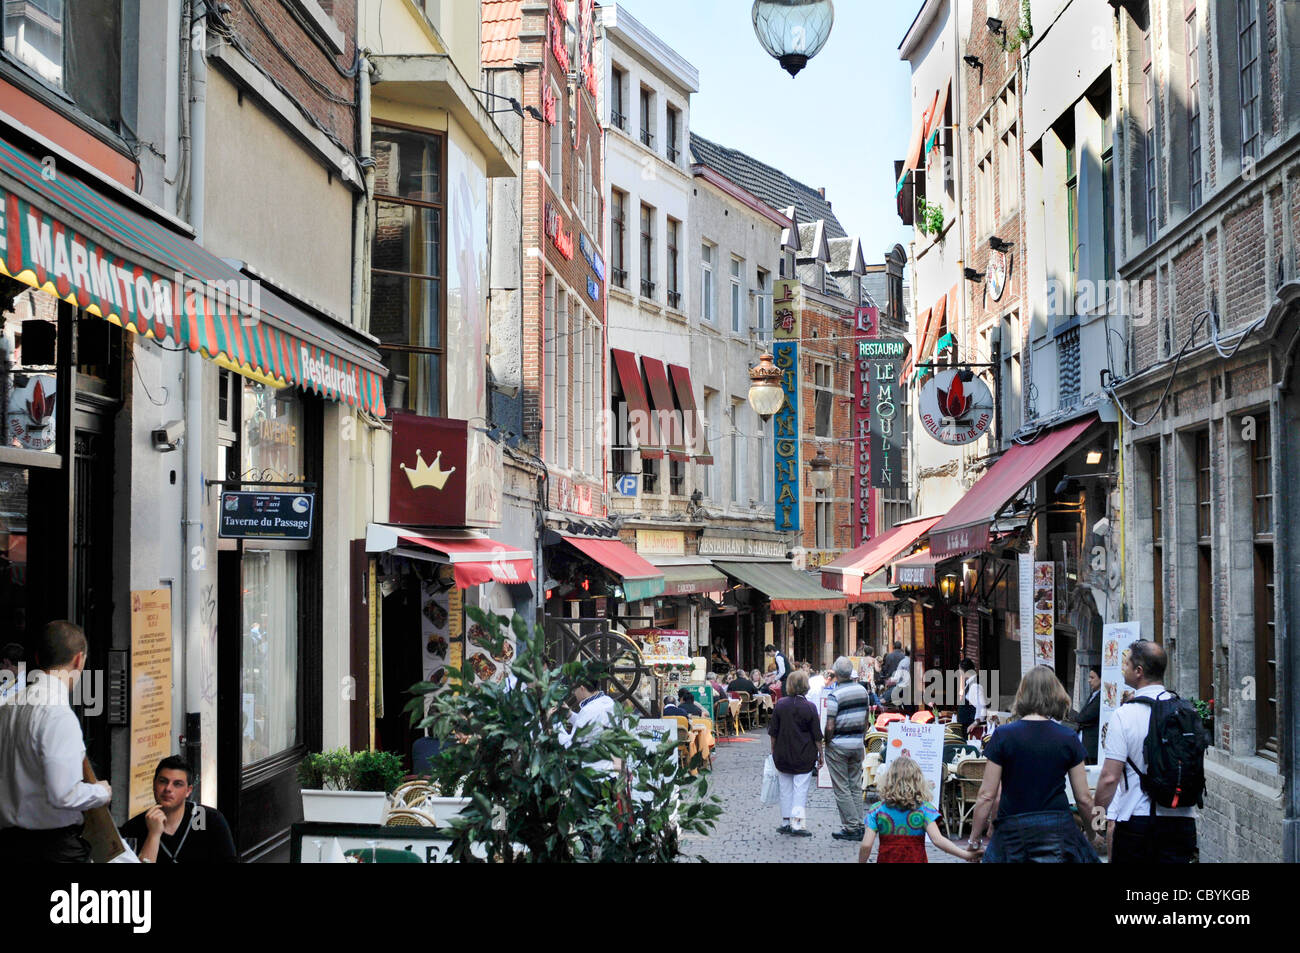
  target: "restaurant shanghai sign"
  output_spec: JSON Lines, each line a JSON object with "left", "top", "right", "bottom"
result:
{"left": 772, "top": 279, "right": 800, "bottom": 533}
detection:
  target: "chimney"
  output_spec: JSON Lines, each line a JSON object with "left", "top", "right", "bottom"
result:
{"left": 817, "top": 187, "right": 826, "bottom": 199}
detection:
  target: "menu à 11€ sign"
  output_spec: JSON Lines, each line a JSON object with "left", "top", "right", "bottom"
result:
{"left": 129, "top": 588, "right": 173, "bottom": 817}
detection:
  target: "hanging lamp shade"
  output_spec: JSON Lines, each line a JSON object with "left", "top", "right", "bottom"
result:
{"left": 752, "top": 0, "right": 835, "bottom": 77}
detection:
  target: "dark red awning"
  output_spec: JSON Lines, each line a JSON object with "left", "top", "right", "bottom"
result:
{"left": 821, "top": 516, "right": 943, "bottom": 595}
{"left": 612, "top": 348, "right": 660, "bottom": 459}
{"left": 668, "top": 363, "right": 712, "bottom": 465}
{"left": 642, "top": 356, "right": 685, "bottom": 461}
{"left": 560, "top": 535, "right": 665, "bottom": 602}
{"left": 365, "top": 525, "right": 534, "bottom": 589}
{"left": 928, "top": 416, "right": 1098, "bottom": 558}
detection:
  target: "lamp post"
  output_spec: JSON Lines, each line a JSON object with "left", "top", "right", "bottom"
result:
{"left": 747, "top": 352, "right": 786, "bottom": 420}
{"left": 751, "top": 1, "right": 835, "bottom": 77}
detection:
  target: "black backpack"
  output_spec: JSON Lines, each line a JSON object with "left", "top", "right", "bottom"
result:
{"left": 1125, "top": 693, "right": 1208, "bottom": 812}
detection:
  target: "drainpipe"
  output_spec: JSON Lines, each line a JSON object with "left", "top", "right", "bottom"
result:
{"left": 351, "top": 54, "right": 374, "bottom": 332}
{"left": 949, "top": 2, "right": 970, "bottom": 482}
{"left": 183, "top": 0, "right": 209, "bottom": 802}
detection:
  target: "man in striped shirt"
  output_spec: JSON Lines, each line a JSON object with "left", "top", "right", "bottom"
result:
{"left": 824, "top": 656, "right": 871, "bottom": 840}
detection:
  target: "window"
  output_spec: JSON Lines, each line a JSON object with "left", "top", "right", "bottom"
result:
{"left": 611, "top": 356, "right": 634, "bottom": 480}
{"left": 1195, "top": 430, "right": 1213, "bottom": 710}
{"left": 669, "top": 458, "right": 685, "bottom": 497}
{"left": 1143, "top": 29, "right": 1158, "bottom": 243}
{"left": 730, "top": 257, "right": 745, "bottom": 333}
{"left": 1252, "top": 414, "right": 1275, "bottom": 754}
{"left": 976, "top": 115, "right": 993, "bottom": 235}
{"left": 701, "top": 243, "right": 716, "bottom": 323}
{"left": 815, "top": 491, "right": 832, "bottom": 549}
{"left": 814, "top": 362, "right": 833, "bottom": 437}
{"left": 666, "top": 218, "right": 681, "bottom": 309}
{"left": 371, "top": 127, "right": 445, "bottom": 417}
{"left": 611, "top": 189, "right": 628, "bottom": 289}
{"left": 642, "top": 455, "right": 659, "bottom": 494}
{"left": 1186, "top": 2, "right": 1203, "bottom": 209}
{"left": 1149, "top": 442, "right": 1164, "bottom": 645}
{"left": 1058, "top": 327, "right": 1081, "bottom": 410}
{"left": 998, "top": 312, "right": 1022, "bottom": 442}
{"left": 998, "top": 81, "right": 1019, "bottom": 218}
{"left": 610, "top": 67, "right": 626, "bottom": 130}
{"left": 1238, "top": 0, "right": 1260, "bottom": 161}
{"left": 703, "top": 390, "right": 718, "bottom": 500}
{"left": 550, "top": 87, "right": 564, "bottom": 193}
{"left": 666, "top": 105, "right": 681, "bottom": 162}
{"left": 1066, "top": 138, "right": 1078, "bottom": 301}
{"left": 757, "top": 416, "right": 770, "bottom": 505}
{"left": 544, "top": 277, "right": 557, "bottom": 460}
{"left": 639, "top": 204, "right": 655, "bottom": 298}
{"left": 555, "top": 288, "right": 570, "bottom": 465}
{"left": 756, "top": 269, "right": 771, "bottom": 332}
{"left": 639, "top": 86, "right": 654, "bottom": 148}
{"left": 729, "top": 401, "right": 745, "bottom": 504}
{"left": 3, "top": 1, "right": 125, "bottom": 132}
{"left": 1102, "top": 147, "right": 1115, "bottom": 280}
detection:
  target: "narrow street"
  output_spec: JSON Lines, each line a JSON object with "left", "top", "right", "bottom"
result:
{"left": 683, "top": 730, "right": 967, "bottom": 864}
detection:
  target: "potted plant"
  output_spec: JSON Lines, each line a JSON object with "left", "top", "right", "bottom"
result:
{"left": 297, "top": 748, "right": 405, "bottom": 824}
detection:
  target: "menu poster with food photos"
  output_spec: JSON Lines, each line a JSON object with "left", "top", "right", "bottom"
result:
{"left": 465, "top": 610, "right": 515, "bottom": 687}
{"left": 1032, "top": 562, "right": 1056, "bottom": 667}
{"left": 421, "top": 578, "right": 461, "bottom": 710}
{"left": 1099, "top": 621, "right": 1141, "bottom": 754}
{"left": 1018, "top": 554, "right": 1034, "bottom": 674}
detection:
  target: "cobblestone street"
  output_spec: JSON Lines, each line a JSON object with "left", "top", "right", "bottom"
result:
{"left": 682, "top": 729, "right": 969, "bottom": 864}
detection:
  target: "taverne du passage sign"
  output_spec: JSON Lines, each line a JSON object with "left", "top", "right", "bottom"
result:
{"left": 219, "top": 491, "right": 315, "bottom": 540}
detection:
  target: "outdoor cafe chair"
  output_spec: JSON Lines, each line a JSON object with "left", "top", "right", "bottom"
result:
{"left": 392, "top": 781, "right": 434, "bottom": 808}
{"left": 864, "top": 732, "right": 887, "bottom": 755}
{"left": 713, "top": 698, "right": 733, "bottom": 736}
{"left": 953, "top": 758, "right": 988, "bottom": 840}
{"left": 385, "top": 808, "right": 437, "bottom": 828}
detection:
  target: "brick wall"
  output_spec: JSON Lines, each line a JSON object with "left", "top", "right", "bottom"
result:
{"left": 221, "top": 0, "right": 357, "bottom": 150}
{"left": 798, "top": 299, "right": 853, "bottom": 555}
{"left": 1223, "top": 203, "right": 1267, "bottom": 322}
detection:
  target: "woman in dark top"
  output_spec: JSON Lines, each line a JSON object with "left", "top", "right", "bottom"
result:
{"left": 967, "top": 666, "right": 1100, "bottom": 863}
{"left": 767, "top": 669, "right": 823, "bottom": 837}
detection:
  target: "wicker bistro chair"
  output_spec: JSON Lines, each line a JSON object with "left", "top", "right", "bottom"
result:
{"left": 731, "top": 692, "right": 756, "bottom": 731}
{"left": 952, "top": 758, "right": 988, "bottom": 840}
{"left": 385, "top": 808, "right": 437, "bottom": 828}
{"left": 864, "top": 732, "right": 888, "bottom": 756}
{"left": 714, "top": 698, "right": 733, "bottom": 736}
{"left": 392, "top": 781, "right": 434, "bottom": 808}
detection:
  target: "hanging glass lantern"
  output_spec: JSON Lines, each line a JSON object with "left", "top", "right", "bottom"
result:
{"left": 747, "top": 353, "right": 786, "bottom": 420}
{"left": 751, "top": 0, "right": 835, "bottom": 77}
{"left": 809, "top": 448, "right": 833, "bottom": 492}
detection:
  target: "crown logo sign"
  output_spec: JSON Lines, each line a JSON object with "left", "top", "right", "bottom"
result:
{"left": 401, "top": 448, "right": 456, "bottom": 491}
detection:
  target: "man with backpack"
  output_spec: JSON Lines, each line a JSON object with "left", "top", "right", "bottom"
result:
{"left": 1094, "top": 640, "right": 1203, "bottom": 863}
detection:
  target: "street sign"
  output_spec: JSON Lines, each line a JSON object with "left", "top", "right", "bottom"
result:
{"left": 219, "top": 491, "right": 315, "bottom": 539}
{"left": 615, "top": 473, "right": 639, "bottom": 497}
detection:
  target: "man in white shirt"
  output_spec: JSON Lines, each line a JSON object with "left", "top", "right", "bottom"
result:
{"left": 558, "top": 677, "right": 620, "bottom": 777}
{"left": 1094, "top": 640, "right": 1198, "bottom": 863}
{"left": 0, "top": 621, "right": 112, "bottom": 862}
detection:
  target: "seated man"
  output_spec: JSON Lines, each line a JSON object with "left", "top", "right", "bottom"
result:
{"left": 727, "top": 670, "right": 760, "bottom": 696}
{"left": 663, "top": 689, "right": 702, "bottom": 718}
{"left": 120, "top": 756, "right": 236, "bottom": 863}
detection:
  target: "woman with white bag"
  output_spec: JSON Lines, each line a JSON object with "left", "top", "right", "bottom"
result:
{"left": 766, "top": 670, "right": 823, "bottom": 836}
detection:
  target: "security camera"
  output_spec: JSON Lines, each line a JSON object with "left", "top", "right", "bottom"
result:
{"left": 152, "top": 419, "right": 185, "bottom": 452}
{"left": 1092, "top": 517, "right": 1111, "bottom": 538}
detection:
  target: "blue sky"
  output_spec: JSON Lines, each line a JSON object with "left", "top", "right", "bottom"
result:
{"left": 619, "top": 0, "right": 920, "bottom": 265}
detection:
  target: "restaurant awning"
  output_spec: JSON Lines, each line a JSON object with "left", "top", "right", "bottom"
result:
{"left": 892, "top": 548, "right": 940, "bottom": 588}
{"left": 558, "top": 534, "right": 665, "bottom": 602}
{"left": 820, "top": 515, "right": 943, "bottom": 596}
{"left": 365, "top": 524, "right": 534, "bottom": 588}
{"left": 642, "top": 356, "right": 686, "bottom": 461}
{"left": 928, "top": 415, "right": 1099, "bottom": 559}
{"left": 896, "top": 89, "right": 940, "bottom": 196}
{"left": 925, "top": 81, "right": 950, "bottom": 155}
{"left": 716, "top": 561, "right": 848, "bottom": 613}
{"left": 612, "top": 348, "right": 659, "bottom": 459}
{"left": 669, "top": 362, "right": 712, "bottom": 465}
{"left": 854, "top": 569, "right": 896, "bottom": 604}
{"left": 0, "top": 138, "right": 387, "bottom": 414}
{"left": 656, "top": 563, "right": 728, "bottom": 597}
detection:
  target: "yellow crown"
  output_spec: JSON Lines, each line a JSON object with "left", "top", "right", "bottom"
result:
{"left": 401, "top": 448, "right": 456, "bottom": 491}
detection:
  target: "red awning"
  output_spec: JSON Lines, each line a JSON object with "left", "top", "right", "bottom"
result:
{"left": 928, "top": 416, "right": 1099, "bottom": 558}
{"left": 668, "top": 363, "right": 712, "bottom": 465}
{"left": 820, "top": 516, "right": 943, "bottom": 595}
{"left": 561, "top": 535, "right": 665, "bottom": 601}
{"left": 892, "top": 548, "right": 940, "bottom": 588}
{"left": 896, "top": 89, "right": 940, "bottom": 195}
{"left": 642, "top": 356, "right": 686, "bottom": 461}
{"left": 612, "top": 348, "right": 660, "bottom": 459}
{"left": 365, "top": 526, "right": 535, "bottom": 588}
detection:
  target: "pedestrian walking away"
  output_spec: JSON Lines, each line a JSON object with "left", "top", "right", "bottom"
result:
{"left": 967, "top": 665, "right": 1101, "bottom": 863}
{"left": 1094, "top": 641, "right": 1202, "bottom": 863}
{"left": 767, "top": 669, "right": 822, "bottom": 836}
{"left": 859, "top": 757, "right": 981, "bottom": 863}
{"left": 823, "top": 656, "right": 870, "bottom": 840}
{"left": 0, "top": 621, "right": 112, "bottom": 862}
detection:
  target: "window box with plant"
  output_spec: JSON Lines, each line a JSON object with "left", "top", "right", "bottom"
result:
{"left": 297, "top": 748, "right": 406, "bottom": 825}
{"left": 916, "top": 198, "right": 945, "bottom": 237}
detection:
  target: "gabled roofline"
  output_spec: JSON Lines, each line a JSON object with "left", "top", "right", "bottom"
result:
{"left": 598, "top": 4, "right": 700, "bottom": 93}
{"left": 691, "top": 164, "right": 792, "bottom": 229}
{"left": 899, "top": 0, "right": 945, "bottom": 61}
{"left": 781, "top": 205, "right": 802, "bottom": 252}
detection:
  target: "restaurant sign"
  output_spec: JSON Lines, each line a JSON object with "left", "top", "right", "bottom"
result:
{"left": 389, "top": 413, "right": 503, "bottom": 527}
{"left": 772, "top": 279, "right": 800, "bottom": 534}
{"left": 919, "top": 369, "right": 993, "bottom": 445}
{"left": 219, "top": 491, "right": 315, "bottom": 539}
{"left": 544, "top": 202, "right": 575, "bottom": 260}
{"left": 852, "top": 306, "right": 875, "bottom": 547}
{"left": 636, "top": 529, "right": 685, "bottom": 555}
{"left": 697, "top": 531, "right": 786, "bottom": 560}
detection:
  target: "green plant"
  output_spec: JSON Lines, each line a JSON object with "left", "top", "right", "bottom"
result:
{"left": 407, "top": 606, "right": 722, "bottom": 863}
{"left": 1190, "top": 697, "right": 1215, "bottom": 725}
{"left": 917, "top": 198, "right": 945, "bottom": 237}
{"left": 1006, "top": 1, "right": 1034, "bottom": 53}
{"left": 296, "top": 752, "right": 325, "bottom": 790}
{"left": 352, "top": 749, "right": 406, "bottom": 794}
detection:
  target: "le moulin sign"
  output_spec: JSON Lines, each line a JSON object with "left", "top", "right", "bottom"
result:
{"left": 851, "top": 302, "right": 908, "bottom": 547}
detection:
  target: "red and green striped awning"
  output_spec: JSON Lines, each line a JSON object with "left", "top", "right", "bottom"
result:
{"left": 0, "top": 137, "right": 386, "bottom": 414}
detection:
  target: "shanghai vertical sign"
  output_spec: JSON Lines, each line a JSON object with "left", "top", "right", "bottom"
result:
{"left": 772, "top": 279, "right": 800, "bottom": 533}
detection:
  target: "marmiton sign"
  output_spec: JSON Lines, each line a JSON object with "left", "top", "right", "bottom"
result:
{"left": 918, "top": 369, "right": 993, "bottom": 445}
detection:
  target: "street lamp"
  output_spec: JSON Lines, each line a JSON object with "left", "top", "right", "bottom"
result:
{"left": 751, "top": 1, "right": 835, "bottom": 77}
{"left": 939, "top": 573, "right": 958, "bottom": 601}
{"left": 747, "top": 353, "right": 785, "bottom": 420}
{"left": 809, "top": 448, "right": 833, "bottom": 492}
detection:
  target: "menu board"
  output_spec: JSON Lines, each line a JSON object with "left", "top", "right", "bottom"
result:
{"left": 464, "top": 598, "right": 513, "bottom": 687}
{"left": 1018, "top": 554, "right": 1033, "bottom": 676}
{"left": 420, "top": 574, "right": 463, "bottom": 708}
{"left": 129, "top": 588, "right": 173, "bottom": 817}
{"left": 1099, "top": 621, "right": 1141, "bottom": 755}
{"left": 1032, "top": 561, "right": 1056, "bottom": 667}
{"left": 883, "top": 721, "right": 945, "bottom": 803}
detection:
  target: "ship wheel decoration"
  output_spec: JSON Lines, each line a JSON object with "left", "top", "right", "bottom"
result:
{"left": 574, "top": 631, "right": 643, "bottom": 704}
